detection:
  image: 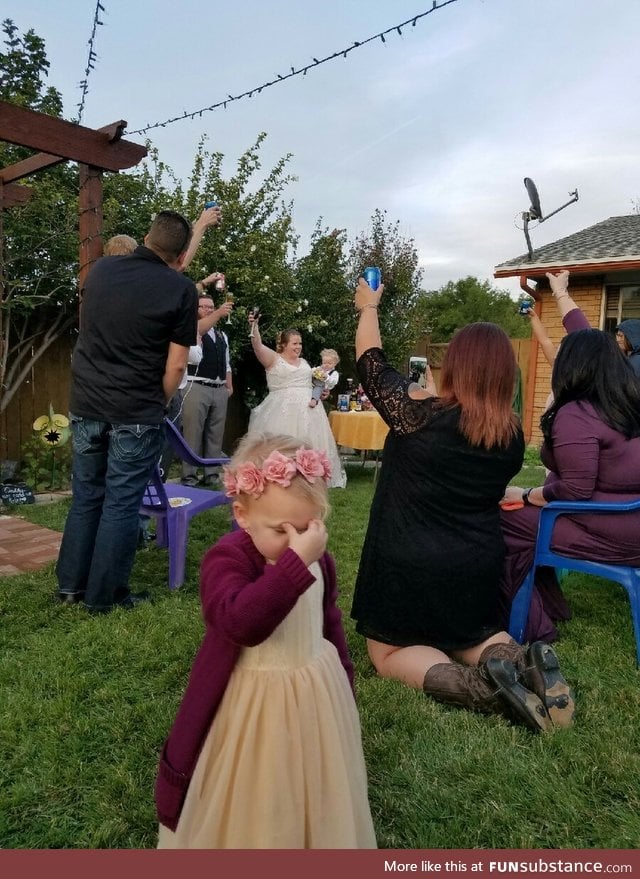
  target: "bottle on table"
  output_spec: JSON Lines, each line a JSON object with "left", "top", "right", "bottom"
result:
{"left": 348, "top": 379, "right": 358, "bottom": 412}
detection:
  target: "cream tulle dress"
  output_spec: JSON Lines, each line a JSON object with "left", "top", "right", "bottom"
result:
{"left": 248, "top": 357, "right": 347, "bottom": 488}
{"left": 157, "top": 562, "right": 376, "bottom": 849}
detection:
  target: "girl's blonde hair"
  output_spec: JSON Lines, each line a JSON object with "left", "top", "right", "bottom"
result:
{"left": 320, "top": 348, "right": 340, "bottom": 366}
{"left": 230, "top": 432, "right": 330, "bottom": 519}
{"left": 104, "top": 234, "right": 137, "bottom": 256}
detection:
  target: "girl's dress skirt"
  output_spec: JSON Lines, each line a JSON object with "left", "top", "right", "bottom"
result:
{"left": 158, "top": 563, "right": 376, "bottom": 848}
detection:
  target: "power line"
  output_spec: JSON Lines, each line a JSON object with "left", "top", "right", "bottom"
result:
{"left": 127, "top": 0, "right": 459, "bottom": 136}
{"left": 76, "top": 1, "right": 106, "bottom": 123}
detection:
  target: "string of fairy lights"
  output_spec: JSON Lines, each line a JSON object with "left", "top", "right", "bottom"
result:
{"left": 75, "top": 1, "right": 105, "bottom": 124}
{"left": 73, "top": 1, "right": 460, "bottom": 135}
{"left": 117, "top": 1, "right": 460, "bottom": 136}
{"left": 70, "top": 1, "right": 459, "bottom": 260}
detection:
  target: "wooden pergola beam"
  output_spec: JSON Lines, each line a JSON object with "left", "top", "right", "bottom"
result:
{"left": 0, "top": 121, "right": 130, "bottom": 184}
{"left": 0, "top": 181, "right": 32, "bottom": 207}
{"left": 0, "top": 100, "right": 146, "bottom": 172}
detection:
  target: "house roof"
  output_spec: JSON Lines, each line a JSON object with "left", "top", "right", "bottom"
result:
{"left": 494, "top": 214, "right": 640, "bottom": 278}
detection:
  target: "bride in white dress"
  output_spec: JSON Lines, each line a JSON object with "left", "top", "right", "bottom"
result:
{"left": 247, "top": 317, "right": 346, "bottom": 488}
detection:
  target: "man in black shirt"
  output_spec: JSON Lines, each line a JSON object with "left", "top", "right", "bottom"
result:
{"left": 56, "top": 211, "right": 198, "bottom": 613}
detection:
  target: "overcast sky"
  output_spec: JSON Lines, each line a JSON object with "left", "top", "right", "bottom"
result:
{"left": 9, "top": 0, "right": 640, "bottom": 297}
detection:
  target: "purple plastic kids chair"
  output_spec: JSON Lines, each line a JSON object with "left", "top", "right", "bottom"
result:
{"left": 138, "top": 418, "right": 234, "bottom": 590}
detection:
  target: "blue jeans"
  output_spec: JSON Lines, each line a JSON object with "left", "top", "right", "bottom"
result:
{"left": 56, "top": 416, "right": 164, "bottom": 611}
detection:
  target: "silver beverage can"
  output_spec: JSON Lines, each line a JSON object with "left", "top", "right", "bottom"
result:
{"left": 363, "top": 266, "right": 382, "bottom": 290}
{"left": 214, "top": 273, "right": 226, "bottom": 292}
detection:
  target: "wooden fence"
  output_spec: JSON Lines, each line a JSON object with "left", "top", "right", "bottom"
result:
{"left": 0, "top": 333, "right": 533, "bottom": 466}
{"left": 0, "top": 329, "right": 75, "bottom": 462}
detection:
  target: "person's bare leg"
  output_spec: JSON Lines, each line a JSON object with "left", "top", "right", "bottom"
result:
{"left": 367, "top": 639, "right": 451, "bottom": 689}
{"left": 449, "top": 630, "right": 513, "bottom": 667}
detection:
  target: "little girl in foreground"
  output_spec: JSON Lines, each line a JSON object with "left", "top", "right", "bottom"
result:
{"left": 156, "top": 432, "right": 377, "bottom": 848}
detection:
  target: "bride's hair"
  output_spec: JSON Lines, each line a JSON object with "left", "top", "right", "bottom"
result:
{"left": 276, "top": 328, "right": 302, "bottom": 353}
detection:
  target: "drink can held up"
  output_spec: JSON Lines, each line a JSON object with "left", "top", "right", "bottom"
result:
{"left": 215, "top": 273, "right": 226, "bottom": 292}
{"left": 363, "top": 266, "right": 382, "bottom": 291}
{"left": 517, "top": 294, "right": 534, "bottom": 315}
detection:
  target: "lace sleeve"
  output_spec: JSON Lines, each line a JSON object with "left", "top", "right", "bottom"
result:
{"left": 356, "top": 347, "right": 436, "bottom": 435}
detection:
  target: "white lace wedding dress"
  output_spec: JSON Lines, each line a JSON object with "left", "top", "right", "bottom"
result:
{"left": 248, "top": 357, "right": 346, "bottom": 488}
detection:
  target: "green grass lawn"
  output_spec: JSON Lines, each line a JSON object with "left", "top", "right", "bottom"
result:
{"left": 1, "top": 461, "right": 639, "bottom": 849}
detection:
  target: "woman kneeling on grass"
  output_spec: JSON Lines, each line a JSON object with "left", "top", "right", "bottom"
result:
{"left": 350, "top": 276, "right": 574, "bottom": 732}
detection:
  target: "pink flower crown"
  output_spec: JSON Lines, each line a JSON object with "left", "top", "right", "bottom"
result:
{"left": 223, "top": 448, "right": 332, "bottom": 499}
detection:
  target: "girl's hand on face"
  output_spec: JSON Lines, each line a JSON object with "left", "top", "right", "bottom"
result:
{"left": 282, "top": 519, "right": 328, "bottom": 566}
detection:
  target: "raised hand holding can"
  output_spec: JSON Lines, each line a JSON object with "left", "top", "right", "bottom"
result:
{"left": 363, "top": 266, "right": 382, "bottom": 291}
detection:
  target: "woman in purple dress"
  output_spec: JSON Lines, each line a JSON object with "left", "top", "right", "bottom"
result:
{"left": 500, "top": 271, "right": 640, "bottom": 642}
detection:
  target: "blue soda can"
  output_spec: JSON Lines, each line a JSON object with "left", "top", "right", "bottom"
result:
{"left": 363, "top": 266, "right": 382, "bottom": 291}
{"left": 205, "top": 199, "right": 218, "bottom": 209}
{"left": 517, "top": 294, "right": 534, "bottom": 315}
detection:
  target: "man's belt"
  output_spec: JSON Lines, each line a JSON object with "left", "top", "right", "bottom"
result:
{"left": 187, "top": 377, "right": 226, "bottom": 387}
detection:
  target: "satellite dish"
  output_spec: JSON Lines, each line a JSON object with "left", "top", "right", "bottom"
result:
{"left": 520, "top": 177, "right": 579, "bottom": 260}
{"left": 524, "top": 177, "right": 542, "bottom": 220}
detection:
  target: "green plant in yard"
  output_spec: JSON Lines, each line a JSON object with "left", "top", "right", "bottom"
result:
{"left": 1, "top": 463, "right": 640, "bottom": 849}
{"left": 523, "top": 444, "right": 544, "bottom": 467}
{"left": 19, "top": 433, "right": 72, "bottom": 491}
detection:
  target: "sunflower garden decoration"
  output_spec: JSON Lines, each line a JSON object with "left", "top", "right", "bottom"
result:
{"left": 32, "top": 404, "right": 71, "bottom": 490}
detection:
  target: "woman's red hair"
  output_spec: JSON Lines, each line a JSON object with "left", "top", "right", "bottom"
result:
{"left": 438, "top": 322, "right": 519, "bottom": 449}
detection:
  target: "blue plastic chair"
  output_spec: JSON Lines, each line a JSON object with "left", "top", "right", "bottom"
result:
{"left": 138, "top": 419, "right": 233, "bottom": 590}
{"left": 508, "top": 498, "right": 640, "bottom": 666}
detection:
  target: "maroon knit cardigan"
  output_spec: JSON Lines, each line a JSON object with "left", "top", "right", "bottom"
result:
{"left": 155, "top": 528, "right": 355, "bottom": 831}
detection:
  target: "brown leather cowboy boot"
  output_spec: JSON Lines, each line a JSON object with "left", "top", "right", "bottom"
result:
{"left": 478, "top": 640, "right": 575, "bottom": 729}
{"left": 422, "top": 660, "right": 552, "bottom": 733}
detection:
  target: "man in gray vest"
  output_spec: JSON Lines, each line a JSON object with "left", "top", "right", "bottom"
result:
{"left": 180, "top": 292, "right": 233, "bottom": 486}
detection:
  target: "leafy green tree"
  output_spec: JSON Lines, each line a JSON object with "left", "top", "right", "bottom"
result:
{"left": 101, "top": 145, "right": 178, "bottom": 243}
{"left": 0, "top": 19, "right": 78, "bottom": 412}
{"left": 293, "top": 224, "right": 352, "bottom": 368}
{"left": 421, "top": 276, "right": 531, "bottom": 342}
{"left": 172, "top": 133, "right": 299, "bottom": 351}
{"left": 158, "top": 133, "right": 301, "bottom": 411}
{"left": 0, "top": 18, "right": 62, "bottom": 114}
{"left": 347, "top": 209, "right": 425, "bottom": 373}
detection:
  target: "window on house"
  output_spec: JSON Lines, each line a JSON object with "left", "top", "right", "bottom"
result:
{"left": 604, "top": 285, "right": 640, "bottom": 333}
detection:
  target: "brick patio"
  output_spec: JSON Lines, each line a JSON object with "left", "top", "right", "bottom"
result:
{"left": 0, "top": 515, "right": 62, "bottom": 576}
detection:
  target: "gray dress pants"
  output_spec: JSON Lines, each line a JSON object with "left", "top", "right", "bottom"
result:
{"left": 180, "top": 381, "right": 229, "bottom": 480}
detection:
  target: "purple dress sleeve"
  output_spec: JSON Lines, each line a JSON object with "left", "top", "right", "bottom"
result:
{"left": 562, "top": 307, "right": 591, "bottom": 333}
{"left": 542, "top": 403, "right": 600, "bottom": 502}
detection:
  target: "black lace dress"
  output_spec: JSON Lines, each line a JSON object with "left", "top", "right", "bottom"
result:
{"left": 352, "top": 348, "right": 524, "bottom": 651}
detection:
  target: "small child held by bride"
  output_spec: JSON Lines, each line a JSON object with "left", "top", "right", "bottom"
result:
{"left": 309, "top": 348, "right": 340, "bottom": 408}
{"left": 156, "top": 432, "right": 376, "bottom": 849}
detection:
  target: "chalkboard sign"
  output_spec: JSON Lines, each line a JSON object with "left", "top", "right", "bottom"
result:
{"left": 0, "top": 482, "right": 35, "bottom": 505}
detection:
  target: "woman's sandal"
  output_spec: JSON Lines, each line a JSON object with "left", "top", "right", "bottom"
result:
{"left": 526, "top": 642, "right": 575, "bottom": 729}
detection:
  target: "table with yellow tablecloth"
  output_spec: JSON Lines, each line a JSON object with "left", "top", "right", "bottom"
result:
{"left": 328, "top": 410, "right": 389, "bottom": 451}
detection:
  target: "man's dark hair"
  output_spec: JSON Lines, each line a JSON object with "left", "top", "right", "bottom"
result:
{"left": 146, "top": 210, "right": 192, "bottom": 262}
